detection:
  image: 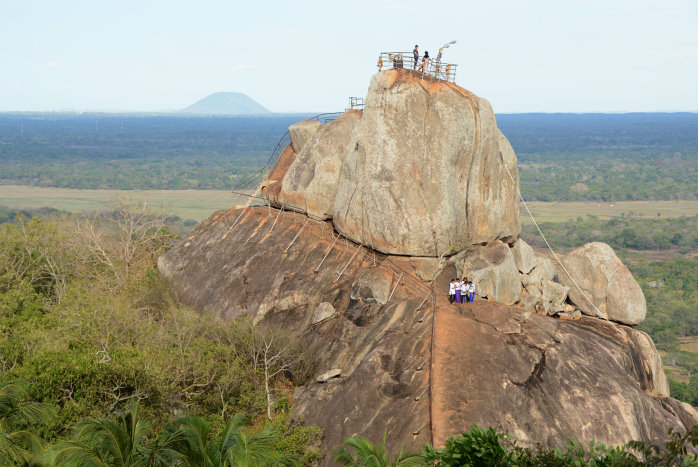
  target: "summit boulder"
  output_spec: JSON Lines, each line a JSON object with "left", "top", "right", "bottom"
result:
{"left": 269, "top": 69, "right": 521, "bottom": 256}
{"left": 332, "top": 69, "right": 521, "bottom": 256}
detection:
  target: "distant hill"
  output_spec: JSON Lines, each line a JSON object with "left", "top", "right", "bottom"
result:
{"left": 181, "top": 92, "right": 270, "bottom": 115}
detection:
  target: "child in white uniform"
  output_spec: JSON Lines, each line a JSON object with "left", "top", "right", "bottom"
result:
{"left": 448, "top": 279, "right": 456, "bottom": 304}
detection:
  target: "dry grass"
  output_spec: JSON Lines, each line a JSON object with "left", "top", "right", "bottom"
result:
{"left": 521, "top": 200, "right": 698, "bottom": 223}
{"left": 3, "top": 184, "right": 698, "bottom": 224}
{"left": 0, "top": 185, "right": 235, "bottom": 221}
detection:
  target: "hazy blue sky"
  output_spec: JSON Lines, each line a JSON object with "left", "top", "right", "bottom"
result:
{"left": 1, "top": 0, "right": 696, "bottom": 113}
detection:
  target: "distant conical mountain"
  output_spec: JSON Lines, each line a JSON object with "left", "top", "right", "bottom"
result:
{"left": 181, "top": 92, "right": 270, "bottom": 115}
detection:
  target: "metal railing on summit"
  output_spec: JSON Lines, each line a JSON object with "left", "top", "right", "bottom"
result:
{"left": 378, "top": 51, "right": 457, "bottom": 83}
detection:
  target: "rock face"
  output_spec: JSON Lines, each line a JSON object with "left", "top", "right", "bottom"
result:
{"left": 310, "top": 302, "right": 336, "bottom": 325}
{"left": 512, "top": 239, "right": 537, "bottom": 274}
{"left": 519, "top": 254, "right": 566, "bottom": 313}
{"left": 268, "top": 69, "right": 521, "bottom": 256}
{"left": 461, "top": 241, "right": 521, "bottom": 305}
{"left": 431, "top": 301, "right": 685, "bottom": 448}
{"left": 289, "top": 120, "right": 323, "bottom": 154}
{"left": 558, "top": 242, "right": 646, "bottom": 325}
{"left": 161, "top": 71, "right": 674, "bottom": 463}
{"left": 160, "top": 207, "right": 695, "bottom": 465}
{"left": 350, "top": 267, "right": 393, "bottom": 305}
{"left": 278, "top": 111, "right": 362, "bottom": 219}
{"left": 332, "top": 70, "right": 520, "bottom": 256}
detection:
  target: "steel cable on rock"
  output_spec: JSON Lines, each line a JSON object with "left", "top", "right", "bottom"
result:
{"left": 500, "top": 158, "right": 613, "bottom": 323}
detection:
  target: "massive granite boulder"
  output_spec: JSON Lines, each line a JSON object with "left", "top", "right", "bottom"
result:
{"left": 160, "top": 207, "right": 695, "bottom": 465}
{"left": 512, "top": 238, "right": 537, "bottom": 274}
{"left": 277, "top": 111, "right": 362, "bottom": 219}
{"left": 289, "top": 120, "right": 323, "bottom": 154}
{"left": 266, "top": 69, "right": 520, "bottom": 256}
{"left": 458, "top": 241, "right": 521, "bottom": 305}
{"left": 332, "top": 69, "right": 520, "bottom": 256}
{"left": 558, "top": 242, "right": 646, "bottom": 325}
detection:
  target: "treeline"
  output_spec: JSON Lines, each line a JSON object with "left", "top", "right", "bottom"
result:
{"left": 522, "top": 214, "right": 698, "bottom": 252}
{"left": 0, "top": 202, "right": 323, "bottom": 464}
{"left": 497, "top": 112, "right": 698, "bottom": 157}
{"left": 0, "top": 113, "right": 304, "bottom": 190}
{"left": 519, "top": 160, "right": 698, "bottom": 201}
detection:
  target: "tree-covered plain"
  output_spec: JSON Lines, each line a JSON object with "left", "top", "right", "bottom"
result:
{"left": 1, "top": 112, "right": 696, "bottom": 199}
{"left": 0, "top": 113, "right": 307, "bottom": 190}
{"left": 496, "top": 113, "right": 698, "bottom": 201}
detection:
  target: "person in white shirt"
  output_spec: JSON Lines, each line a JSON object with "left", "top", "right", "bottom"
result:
{"left": 469, "top": 281, "right": 476, "bottom": 302}
{"left": 460, "top": 277, "right": 468, "bottom": 303}
{"left": 454, "top": 278, "right": 462, "bottom": 304}
{"left": 448, "top": 279, "right": 456, "bottom": 304}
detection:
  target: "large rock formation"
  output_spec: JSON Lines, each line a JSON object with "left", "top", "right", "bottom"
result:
{"left": 332, "top": 70, "right": 520, "bottom": 256}
{"left": 159, "top": 207, "right": 696, "bottom": 465}
{"left": 268, "top": 69, "right": 520, "bottom": 256}
{"left": 158, "top": 69, "right": 681, "bottom": 464}
{"left": 558, "top": 242, "right": 646, "bottom": 325}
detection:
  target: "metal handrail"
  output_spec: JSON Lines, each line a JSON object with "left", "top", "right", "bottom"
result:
{"left": 378, "top": 51, "right": 457, "bottom": 83}
{"left": 348, "top": 97, "right": 364, "bottom": 110}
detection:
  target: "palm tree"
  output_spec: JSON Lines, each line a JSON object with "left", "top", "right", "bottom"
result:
{"left": 174, "top": 414, "right": 300, "bottom": 467}
{"left": 47, "top": 399, "right": 185, "bottom": 467}
{"left": 0, "top": 380, "right": 54, "bottom": 466}
{"left": 334, "top": 431, "right": 425, "bottom": 467}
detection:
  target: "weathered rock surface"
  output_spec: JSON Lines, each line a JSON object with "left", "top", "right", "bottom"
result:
{"left": 261, "top": 144, "right": 296, "bottom": 203}
{"left": 328, "top": 69, "right": 520, "bottom": 256}
{"left": 559, "top": 242, "right": 646, "bottom": 325}
{"left": 461, "top": 241, "right": 521, "bottom": 305}
{"left": 310, "top": 302, "right": 337, "bottom": 325}
{"left": 277, "top": 111, "right": 363, "bottom": 219}
{"left": 316, "top": 368, "right": 342, "bottom": 383}
{"left": 409, "top": 257, "right": 443, "bottom": 282}
{"left": 289, "top": 120, "right": 323, "bottom": 154}
{"left": 512, "top": 239, "right": 536, "bottom": 274}
{"left": 431, "top": 301, "right": 686, "bottom": 449}
{"left": 521, "top": 254, "right": 555, "bottom": 289}
{"left": 160, "top": 206, "right": 695, "bottom": 465}
{"left": 350, "top": 267, "right": 393, "bottom": 304}
{"left": 541, "top": 279, "right": 569, "bottom": 315}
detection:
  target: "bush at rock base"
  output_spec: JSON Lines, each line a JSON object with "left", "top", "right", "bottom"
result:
{"left": 337, "top": 424, "right": 698, "bottom": 466}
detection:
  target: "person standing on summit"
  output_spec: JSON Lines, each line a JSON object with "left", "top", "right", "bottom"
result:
{"left": 413, "top": 45, "right": 419, "bottom": 69}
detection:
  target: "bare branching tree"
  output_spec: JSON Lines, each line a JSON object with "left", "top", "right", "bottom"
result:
{"left": 70, "top": 197, "right": 173, "bottom": 290}
{"left": 245, "top": 322, "right": 301, "bottom": 421}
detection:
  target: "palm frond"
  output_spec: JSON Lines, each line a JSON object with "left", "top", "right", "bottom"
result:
{"left": 0, "top": 430, "right": 38, "bottom": 465}
{"left": 47, "top": 439, "right": 108, "bottom": 467}
{"left": 219, "top": 414, "right": 246, "bottom": 456}
{"left": 170, "top": 416, "right": 213, "bottom": 466}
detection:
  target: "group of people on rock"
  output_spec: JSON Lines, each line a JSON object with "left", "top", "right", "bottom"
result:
{"left": 448, "top": 278, "right": 476, "bottom": 304}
